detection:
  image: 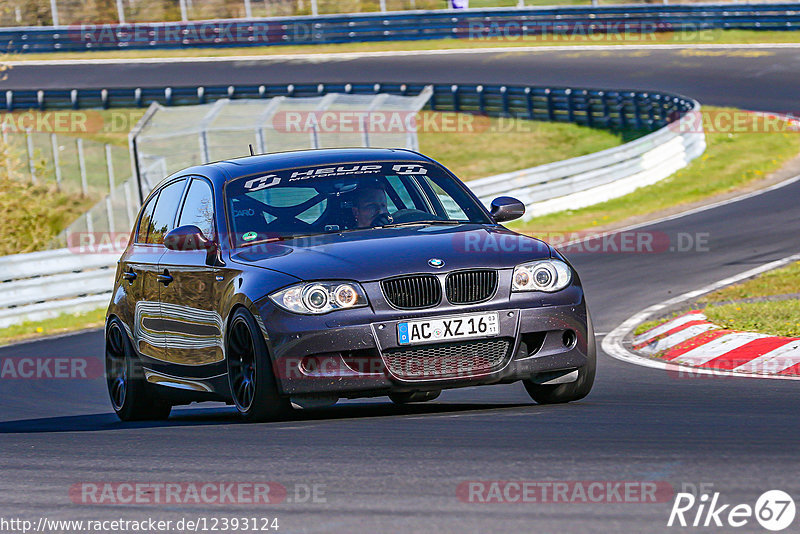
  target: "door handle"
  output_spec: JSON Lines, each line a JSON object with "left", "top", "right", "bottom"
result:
{"left": 122, "top": 270, "right": 137, "bottom": 282}
{"left": 157, "top": 271, "right": 174, "bottom": 286}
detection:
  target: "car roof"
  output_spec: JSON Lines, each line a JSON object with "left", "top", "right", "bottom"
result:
{"left": 168, "top": 148, "right": 435, "bottom": 186}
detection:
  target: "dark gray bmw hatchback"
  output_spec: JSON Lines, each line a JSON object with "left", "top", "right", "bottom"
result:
{"left": 106, "top": 148, "right": 595, "bottom": 422}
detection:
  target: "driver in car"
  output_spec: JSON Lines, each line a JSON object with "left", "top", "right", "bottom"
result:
{"left": 352, "top": 184, "right": 391, "bottom": 228}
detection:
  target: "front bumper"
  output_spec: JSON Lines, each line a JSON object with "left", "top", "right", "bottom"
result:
{"left": 257, "top": 283, "right": 591, "bottom": 397}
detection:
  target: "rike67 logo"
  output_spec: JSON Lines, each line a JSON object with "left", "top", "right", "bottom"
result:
{"left": 668, "top": 490, "right": 796, "bottom": 531}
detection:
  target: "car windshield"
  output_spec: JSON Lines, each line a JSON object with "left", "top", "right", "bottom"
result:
{"left": 225, "top": 161, "right": 492, "bottom": 247}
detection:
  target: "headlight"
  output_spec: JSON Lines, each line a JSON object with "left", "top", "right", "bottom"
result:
{"left": 512, "top": 260, "right": 572, "bottom": 292}
{"left": 269, "top": 281, "right": 368, "bottom": 314}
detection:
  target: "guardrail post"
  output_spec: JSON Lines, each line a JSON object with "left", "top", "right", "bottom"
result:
{"left": 546, "top": 89, "right": 554, "bottom": 121}
{"left": 51, "top": 133, "right": 62, "bottom": 190}
{"left": 599, "top": 91, "right": 609, "bottom": 127}
{"left": 525, "top": 87, "right": 533, "bottom": 120}
{"left": 451, "top": 85, "right": 460, "bottom": 113}
{"left": 25, "top": 129, "right": 37, "bottom": 185}
{"left": 77, "top": 138, "right": 89, "bottom": 197}
{"left": 477, "top": 85, "right": 485, "bottom": 115}
{"left": 618, "top": 94, "right": 626, "bottom": 129}
{"left": 101, "top": 89, "right": 109, "bottom": 109}
{"left": 70, "top": 89, "right": 78, "bottom": 110}
{"left": 179, "top": 0, "right": 189, "bottom": 21}
{"left": 500, "top": 86, "right": 509, "bottom": 117}
{"left": 634, "top": 92, "right": 644, "bottom": 130}
{"left": 197, "top": 87, "right": 205, "bottom": 104}
{"left": 5, "top": 90, "right": 12, "bottom": 111}
{"left": 37, "top": 90, "right": 45, "bottom": 111}
{"left": 134, "top": 88, "right": 142, "bottom": 107}
{"left": 311, "top": 0, "right": 319, "bottom": 16}
{"left": 565, "top": 89, "right": 574, "bottom": 123}
{"left": 165, "top": 87, "right": 173, "bottom": 106}
{"left": 244, "top": 0, "right": 252, "bottom": 19}
{"left": 584, "top": 90, "right": 593, "bottom": 128}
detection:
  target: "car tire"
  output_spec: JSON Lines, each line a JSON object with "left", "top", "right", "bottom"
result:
{"left": 226, "top": 308, "right": 290, "bottom": 423}
{"left": 389, "top": 390, "right": 441, "bottom": 404}
{"left": 523, "top": 313, "right": 596, "bottom": 405}
{"left": 105, "top": 318, "right": 172, "bottom": 422}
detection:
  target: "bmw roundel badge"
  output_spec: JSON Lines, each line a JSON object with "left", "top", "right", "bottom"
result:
{"left": 428, "top": 258, "right": 445, "bottom": 268}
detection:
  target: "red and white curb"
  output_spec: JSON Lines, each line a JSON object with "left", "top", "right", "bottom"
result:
{"left": 633, "top": 311, "right": 800, "bottom": 376}
{"left": 602, "top": 252, "right": 800, "bottom": 381}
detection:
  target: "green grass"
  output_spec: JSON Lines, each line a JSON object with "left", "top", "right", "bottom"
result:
{"left": 512, "top": 106, "right": 800, "bottom": 235}
{"left": 418, "top": 114, "right": 635, "bottom": 181}
{"left": 633, "top": 316, "right": 673, "bottom": 336}
{"left": 633, "top": 262, "right": 800, "bottom": 338}
{"left": 705, "top": 301, "right": 800, "bottom": 338}
{"left": 5, "top": 29, "right": 799, "bottom": 62}
{"left": 0, "top": 308, "right": 107, "bottom": 347}
{"left": 700, "top": 261, "right": 800, "bottom": 304}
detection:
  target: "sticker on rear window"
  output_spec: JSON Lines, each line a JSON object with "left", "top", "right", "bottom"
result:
{"left": 243, "top": 231, "right": 258, "bottom": 242}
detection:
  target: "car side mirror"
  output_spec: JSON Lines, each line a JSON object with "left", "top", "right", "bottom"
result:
{"left": 164, "top": 225, "right": 214, "bottom": 251}
{"left": 490, "top": 196, "right": 525, "bottom": 223}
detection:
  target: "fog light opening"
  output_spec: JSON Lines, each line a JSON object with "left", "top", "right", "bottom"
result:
{"left": 562, "top": 330, "right": 577, "bottom": 349}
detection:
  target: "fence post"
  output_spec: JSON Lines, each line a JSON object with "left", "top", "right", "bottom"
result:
{"left": 311, "top": 0, "right": 319, "bottom": 16}
{"left": 77, "top": 138, "right": 89, "bottom": 196}
{"left": 124, "top": 181, "right": 136, "bottom": 230}
{"left": 179, "top": 0, "right": 189, "bottom": 21}
{"left": 25, "top": 129, "right": 37, "bottom": 184}
{"left": 105, "top": 144, "right": 116, "bottom": 198}
{"left": 106, "top": 197, "right": 115, "bottom": 234}
{"left": 244, "top": 0, "right": 253, "bottom": 18}
{"left": 50, "top": 0, "right": 60, "bottom": 26}
{"left": 116, "top": 0, "right": 125, "bottom": 23}
{"left": 379, "top": 0, "right": 387, "bottom": 12}
{"left": 51, "top": 133, "right": 62, "bottom": 190}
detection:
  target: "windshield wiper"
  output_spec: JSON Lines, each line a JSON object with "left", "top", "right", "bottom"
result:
{"left": 378, "top": 220, "right": 465, "bottom": 229}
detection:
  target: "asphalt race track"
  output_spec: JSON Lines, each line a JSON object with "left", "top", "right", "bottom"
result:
{"left": 2, "top": 47, "right": 800, "bottom": 532}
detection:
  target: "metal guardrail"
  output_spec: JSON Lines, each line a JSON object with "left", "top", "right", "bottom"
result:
{"left": 0, "top": 249, "right": 117, "bottom": 329}
{"left": 471, "top": 108, "right": 705, "bottom": 217}
{"left": 0, "top": 81, "right": 702, "bottom": 327}
{"left": 2, "top": 3, "right": 800, "bottom": 53}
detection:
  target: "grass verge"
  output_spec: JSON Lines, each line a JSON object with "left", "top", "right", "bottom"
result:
{"left": 3, "top": 30, "right": 798, "bottom": 62}
{"left": 699, "top": 261, "right": 800, "bottom": 304}
{"left": 704, "top": 301, "right": 800, "bottom": 338}
{"left": 634, "top": 261, "right": 800, "bottom": 338}
{"left": 0, "top": 308, "right": 106, "bottom": 347}
{"left": 419, "top": 115, "right": 636, "bottom": 181}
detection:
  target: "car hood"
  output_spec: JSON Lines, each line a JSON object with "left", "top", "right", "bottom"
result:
{"left": 230, "top": 224, "right": 552, "bottom": 281}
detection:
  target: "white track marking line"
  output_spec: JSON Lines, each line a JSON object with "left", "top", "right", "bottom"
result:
{"left": 637, "top": 323, "right": 718, "bottom": 356}
{"left": 633, "top": 312, "right": 707, "bottom": 345}
{"left": 602, "top": 252, "right": 800, "bottom": 381}
{"left": 671, "top": 332, "right": 769, "bottom": 367}
{"left": 733, "top": 341, "right": 800, "bottom": 374}
{"left": 6, "top": 42, "right": 800, "bottom": 66}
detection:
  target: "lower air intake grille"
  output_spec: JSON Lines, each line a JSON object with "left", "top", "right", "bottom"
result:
{"left": 446, "top": 269, "right": 498, "bottom": 304}
{"left": 382, "top": 338, "right": 511, "bottom": 380}
{"left": 381, "top": 274, "right": 441, "bottom": 309}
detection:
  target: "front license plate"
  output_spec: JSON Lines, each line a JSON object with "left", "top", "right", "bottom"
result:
{"left": 397, "top": 312, "right": 499, "bottom": 345}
